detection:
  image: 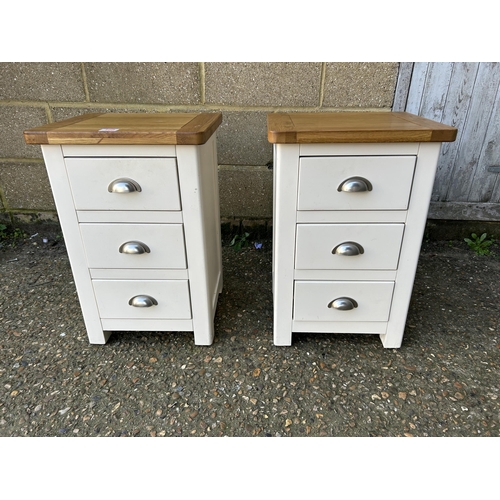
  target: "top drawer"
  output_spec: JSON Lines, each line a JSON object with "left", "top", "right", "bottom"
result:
{"left": 65, "top": 157, "right": 181, "bottom": 211}
{"left": 297, "top": 156, "right": 416, "bottom": 211}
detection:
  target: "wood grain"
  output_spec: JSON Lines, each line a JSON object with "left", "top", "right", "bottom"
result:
{"left": 24, "top": 112, "right": 223, "bottom": 145}
{"left": 267, "top": 112, "right": 457, "bottom": 144}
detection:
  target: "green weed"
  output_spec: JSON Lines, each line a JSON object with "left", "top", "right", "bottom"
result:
{"left": 229, "top": 232, "right": 250, "bottom": 251}
{"left": 464, "top": 232, "right": 495, "bottom": 256}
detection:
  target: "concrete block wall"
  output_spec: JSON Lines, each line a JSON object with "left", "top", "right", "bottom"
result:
{"left": 0, "top": 62, "right": 400, "bottom": 235}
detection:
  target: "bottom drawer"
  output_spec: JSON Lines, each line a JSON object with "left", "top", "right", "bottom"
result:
{"left": 293, "top": 281, "right": 394, "bottom": 322}
{"left": 92, "top": 280, "right": 192, "bottom": 319}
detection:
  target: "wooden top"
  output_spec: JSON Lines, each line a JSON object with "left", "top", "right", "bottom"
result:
{"left": 24, "top": 112, "right": 223, "bottom": 146}
{"left": 267, "top": 112, "right": 457, "bottom": 144}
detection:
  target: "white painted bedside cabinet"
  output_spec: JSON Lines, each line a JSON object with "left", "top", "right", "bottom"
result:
{"left": 267, "top": 112, "right": 457, "bottom": 348}
{"left": 24, "top": 113, "right": 223, "bottom": 345}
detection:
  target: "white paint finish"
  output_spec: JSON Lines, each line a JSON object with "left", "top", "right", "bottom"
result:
{"left": 293, "top": 281, "right": 395, "bottom": 322}
{"left": 80, "top": 223, "right": 186, "bottom": 269}
{"left": 294, "top": 269, "right": 397, "bottom": 281}
{"left": 40, "top": 145, "right": 109, "bottom": 344}
{"left": 272, "top": 144, "right": 300, "bottom": 346}
{"left": 380, "top": 142, "right": 441, "bottom": 348}
{"left": 65, "top": 157, "right": 181, "bottom": 211}
{"left": 77, "top": 211, "right": 183, "bottom": 223}
{"left": 292, "top": 321, "right": 387, "bottom": 334}
{"left": 398, "top": 61, "right": 500, "bottom": 214}
{"left": 296, "top": 210, "right": 407, "bottom": 223}
{"left": 101, "top": 318, "right": 193, "bottom": 331}
{"left": 92, "top": 279, "right": 192, "bottom": 319}
{"left": 90, "top": 268, "right": 189, "bottom": 280}
{"left": 297, "top": 156, "right": 416, "bottom": 210}
{"left": 273, "top": 131, "right": 444, "bottom": 348}
{"left": 295, "top": 223, "right": 404, "bottom": 270}
{"left": 41, "top": 130, "right": 222, "bottom": 346}
{"left": 176, "top": 136, "right": 222, "bottom": 345}
{"left": 62, "top": 144, "right": 176, "bottom": 157}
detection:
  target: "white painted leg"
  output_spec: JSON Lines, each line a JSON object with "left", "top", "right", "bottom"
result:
{"left": 273, "top": 144, "right": 300, "bottom": 346}
{"left": 381, "top": 143, "right": 442, "bottom": 348}
{"left": 41, "top": 145, "right": 109, "bottom": 344}
{"left": 177, "top": 137, "right": 221, "bottom": 345}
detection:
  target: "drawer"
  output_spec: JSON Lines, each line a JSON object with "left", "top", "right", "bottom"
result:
{"left": 92, "top": 280, "right": 192, "bottom": 319}
{"left": 297, "top": 156, "right": 416, "bottom": 210}
{"left": 65, "top": 157, "right": 181, "bottom": 211}
{"left": 80, "top": 223, "right": 186, "bottom": 269}
{"left": 295, "top": 223, "right": 404, "bottom": 270}
{"left": 293, "top": 281, "right": 394, "bottom": 322}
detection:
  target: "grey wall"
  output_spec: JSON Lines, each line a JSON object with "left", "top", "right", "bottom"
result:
{"left": 0, "top": 62, "right": 399, "bottom": 233}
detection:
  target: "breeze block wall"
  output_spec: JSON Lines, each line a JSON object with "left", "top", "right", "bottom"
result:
{"left": 0, "top": 62, "right": 399, "bottom": 236}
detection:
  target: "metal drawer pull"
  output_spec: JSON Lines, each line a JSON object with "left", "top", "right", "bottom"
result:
{"left": 128, "top": 295, "right": 158, "bottom": 307}
{"left": 332, "top": 241, "right": 364, "bottom": 256}
{"left": 119, "top": 241, "right": 151, "bottom": 254}
{"left": 337, "top": 176, "right": 373, "bottom": 192}
{"left": 328, "top": 297, "right": 358, "bottom": 310}
{"left": 108, "top": 178, "right": 142, "bottom": 193}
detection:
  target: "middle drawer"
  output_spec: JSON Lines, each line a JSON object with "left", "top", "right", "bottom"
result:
{"left": 80, "top": 223, "right": 187, "bottom": 269}
{"left": 295, "top": 223, "right": 404, "bottom": 270}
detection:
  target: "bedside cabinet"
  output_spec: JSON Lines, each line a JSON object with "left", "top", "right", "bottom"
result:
{"left": 267, "top": 112, "right": 457, "bottom": 348}
{"left": 24, "top": 113, "right": 223, "bottom": 345}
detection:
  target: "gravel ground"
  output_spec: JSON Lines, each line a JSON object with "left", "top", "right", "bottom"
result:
{"left": 0, "top": 230, "right": 499, "bottom": 438}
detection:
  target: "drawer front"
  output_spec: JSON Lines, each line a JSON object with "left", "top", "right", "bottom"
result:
{"left": 93, "top": 280, "right": 192, "bottom": 319}
{"left": 80, "top": 223, "right": 186, "bottom": 269}
{"left": 294, "top": 281, "right": 394, "bottom": 322}
{"left": 65, "top": 157, "right": 181, "bottom": 211}
{"left": 297, "top": 156, "right": 416, "bottom": 210}
{"left": 295, "top": 223, "right": 404, "bottom": 270}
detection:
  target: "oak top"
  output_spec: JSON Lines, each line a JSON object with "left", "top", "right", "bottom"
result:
{"left": 267, "top": 112, "right": 457, "bottom": 144}
{"left": 24, "top": 112, "right": 223, "bottom": 146}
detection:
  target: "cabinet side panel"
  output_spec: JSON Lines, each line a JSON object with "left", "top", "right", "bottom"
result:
{"left": 381, "top": 142, "right": 442, "bottom": 348}
{"left": 40, "top": 145, "right": 109, "bottom": 344}
{"left": 176, "top": 135, "right": 222, "bottom": 345}
{"left": 273, "top": 144, "right": 300, "bottom": 345}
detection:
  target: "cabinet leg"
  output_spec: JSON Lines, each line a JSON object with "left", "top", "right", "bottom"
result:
{"left": 87, "top": 329, "right": 112, "bottom": 345}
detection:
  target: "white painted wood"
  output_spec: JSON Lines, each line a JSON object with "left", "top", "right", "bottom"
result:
{"left": 294, "top": 281, "right": 395, "bottom": 322}
{"left": 101, "top": 318, "right": 193, "bottom": 331}
{"left": 273, "top": 127, "right": 445, "bottom": 348}
{"left": 90, "top": 269, "right": 189, "bottom": 280}
{"left": 380, "top": 142, "right": 441, "bottom": 348}
{"left": 292, "top": 321, "right": 386, "bottom": 334}
{"left": 400, "top": 61, "right": 500, "bottom": 217}
{"left": 176, "top": 135, "right": 222, "bottom": 345}
{"left": 79, "top": 223, "right": 186, "bottom": 269}
{"left": 446, "top": 63, "right": 500, "bottom": 202}
{"left": 294, "top": 270, "right": 397, "bottom": 281}
{"left": 40, "top": 145, "right": 109, "bottom": 344}
{"left": 296, "top": 211, "right": 407, "bottom": 223}
{"left": 273, "top": 144, "right": 300, "bottom": 346}
{"left": 92, "top": 279, "right": 191, "bottom": 319}
{"left": 65, "top": 157, "right": 181, "bottom": 211}
{"left": 77, "top": 211, "right": 183, "bottom": 223}
{"left": 432, "top": 62, "right": 479, "bottom": 202}
{"left": 298, "top": 156, "right": 416, "bottom": 211}
{"left": 62, "top": 144, "right": 176, "bottom": 157}
{"left": 295, "top": 224, "right": 404, "bottom": 270}
{"left": 41, "top": 130, "right": 221, "bottom": 346}
{"left": 392, "top": 63, "right": 414, "bottom": 112}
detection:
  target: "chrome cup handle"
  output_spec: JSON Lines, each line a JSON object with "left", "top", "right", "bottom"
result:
{"left": 119, "top": 241, "right": 151, "bottom": 254}
{"left": 128, "top": 295, "right": 158, "bottom": 307}
{"left": 328, "top": 297, "right": 358, "bottom": 310}
{"left": 108, "top": 178, "right": 142, "bottom": 193}
{"left": 337, "top": 177, "right": 373, "bottom": 192}
{"left": 332, "top": 241, "right": 364, "bottom": 256}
